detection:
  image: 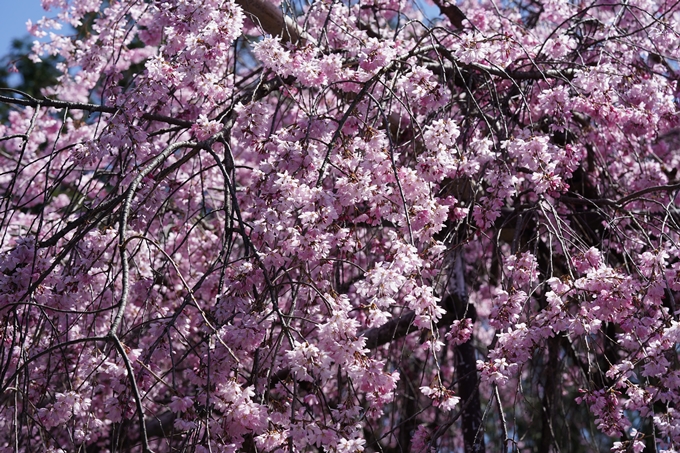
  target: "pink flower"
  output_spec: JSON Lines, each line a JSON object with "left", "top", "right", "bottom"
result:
{"left": 169, "top": 395, "right": 194, "bottom": 413}
{"left": 420, "top": 385, "right": 461, "bottom": 411}
{"left": 445, "top": 318, "right": 473, "bottom": 345}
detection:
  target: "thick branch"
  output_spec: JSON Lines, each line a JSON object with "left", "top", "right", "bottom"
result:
{"left": 236, "top": 0, "right": 310, "bottom": 44}
{"left": 431, "top": 0, "right": 467, "bottom": 29}
{"left": 362, "top": 308, "right": 457, "bottom": 349}
{"left": 363, "top": 310, "right": 417, "bottom": 350}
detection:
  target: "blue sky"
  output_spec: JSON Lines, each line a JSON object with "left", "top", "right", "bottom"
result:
{"left": 1, "top": 2, "right": 51, "bottom": 55}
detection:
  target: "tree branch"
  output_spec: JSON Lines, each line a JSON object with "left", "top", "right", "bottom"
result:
{"left": 431, "top": 0, "right": 467, "bottom": 29}
{"left": 560, "top": 181, "right": 680, "bottom": 207}
{"left": 0, "top": 91, "right": 194, "bottom": 127}
{"left": 236, "top": 0, "right": 310, "bottom": 45}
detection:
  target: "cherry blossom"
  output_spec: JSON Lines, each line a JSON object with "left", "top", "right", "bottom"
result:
{"left": 0, "top": 0, "right": 679, "bottom": 451}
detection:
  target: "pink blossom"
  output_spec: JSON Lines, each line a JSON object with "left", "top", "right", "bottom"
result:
{"left": 3, "top": 0, "right": 680, "bottom": 450}
{"left": 169, "top": 395, "right": 194, "bottom": 413}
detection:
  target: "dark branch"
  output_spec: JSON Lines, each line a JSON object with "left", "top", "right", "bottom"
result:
{"left": 0, "top": 92, "right": 194, "bottom": 127}
{"left": 431, "top": 0, "right": 467, "bottom": 29}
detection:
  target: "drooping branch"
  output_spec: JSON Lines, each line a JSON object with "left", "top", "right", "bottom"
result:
{"left": 109, "top": 335, "right": 155, "bottom": 453}
{"left": 109, "top": 139, "right": 202, "bottom": 336}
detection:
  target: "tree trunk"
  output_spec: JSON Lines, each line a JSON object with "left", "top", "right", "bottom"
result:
{"left": 456, "top": 340, "right": 485, "bottom": 453}
{"left": 447, "top": 251, "right": 485, "bottom": 453}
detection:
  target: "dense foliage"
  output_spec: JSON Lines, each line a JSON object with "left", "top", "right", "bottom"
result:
{"left": 1, "top": 0, "right": 680, "bottom": 451}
